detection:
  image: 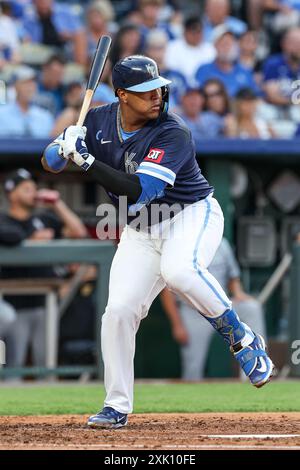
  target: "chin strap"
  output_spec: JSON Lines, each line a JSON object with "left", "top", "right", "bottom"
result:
{"left": 161, "top": 85, "right": 170, "bottom": 114}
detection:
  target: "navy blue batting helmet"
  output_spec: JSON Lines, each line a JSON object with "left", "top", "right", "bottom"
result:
{"left": 112, "top": 55, "right": 171, "bottom": 94}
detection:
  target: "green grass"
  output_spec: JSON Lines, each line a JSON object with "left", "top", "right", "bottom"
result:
{"left": 0, "top": 381, "right": 299, "bottom": 416}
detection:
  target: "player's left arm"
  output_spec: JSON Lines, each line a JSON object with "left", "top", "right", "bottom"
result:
{"left": 85, "top": 125, "right": 192, "bottom": 210}
{"left": 45, "top": 125, "right": 167, "bottom": 204}
{"left": 135, "top": 125, "right": 192, "bottom": 188}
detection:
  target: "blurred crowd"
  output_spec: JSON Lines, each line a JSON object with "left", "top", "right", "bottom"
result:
{"left": 1, "top": 0, "right": 300, "bottom": 142}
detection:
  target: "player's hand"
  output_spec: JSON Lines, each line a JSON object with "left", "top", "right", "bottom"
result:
{"left": 69, "top": 137, "right": 95, "bottom": 171}
{"left": 35, "top": 189, "right": 60, "bottom": 207}
{"left": 232, "top": 292, "right": 253, "bottom": 303}
{"left": 29, "top": 229, "right": 55, "bottom": 241}
{"left": 61, "top": 125, "right": 87, "bottom": 159}
{"left": 172, "top": 324, "right": 189, "bottom": 345}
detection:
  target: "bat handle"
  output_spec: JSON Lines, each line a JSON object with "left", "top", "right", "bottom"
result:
{"left": 76, "top": 89, "right": 94, "bottom": 127}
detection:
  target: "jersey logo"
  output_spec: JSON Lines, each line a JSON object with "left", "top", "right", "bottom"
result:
{"left": 256, "top": 358, "right": 268, "bottom": 374}
{"left": 146, "top": 64, "right": 156, "bottom": 77}
{"left": 144, "top": 148, "right": 165, "bottom": 163}
{"left": 32, "top": 218, "right": 45, "bottom": 230}
{"left": 124, "top": 151, "right": 138, "bottom": 174}
{"left": 101, "top": 138, "right": 112, "bottom": 144}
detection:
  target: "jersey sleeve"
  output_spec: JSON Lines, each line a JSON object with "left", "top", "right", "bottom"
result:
{"left": 135, "top": 127, "right": 193, "bottom": 187}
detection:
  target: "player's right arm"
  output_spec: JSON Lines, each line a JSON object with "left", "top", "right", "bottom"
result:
{"left": 41, "top": 141, "right": 68, "bottom": 174}
{"left": 41, "top": 124, "right": 87, "bottom": 174}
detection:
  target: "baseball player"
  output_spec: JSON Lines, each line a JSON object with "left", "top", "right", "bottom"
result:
{"left": 42, "top": 55, "right": 274, "bottom": 429}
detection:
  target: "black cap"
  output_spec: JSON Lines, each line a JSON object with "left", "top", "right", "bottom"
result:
{"left": 4, "top": 168, "right": 34, "bottom": 193}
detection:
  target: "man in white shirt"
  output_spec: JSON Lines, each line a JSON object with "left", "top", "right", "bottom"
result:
{"left": 203, "top": 0, "right": 247, "bottom": 42}
{"left": 0, "top": 1, "right": 20, "bottom": 65}
{"left": 165, "top": 15, "right": 216, "bottom": 86}
{"left": 0, "top": 65, "right": 54, "bottom": 137}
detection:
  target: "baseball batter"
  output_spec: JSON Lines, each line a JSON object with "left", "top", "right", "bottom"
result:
{"left": 42, "top": 55, "right": 274, "bottom": 429}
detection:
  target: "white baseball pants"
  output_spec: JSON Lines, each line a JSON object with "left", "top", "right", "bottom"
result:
{"left": 101, "top": 194, "right": 232, "bottom": 413}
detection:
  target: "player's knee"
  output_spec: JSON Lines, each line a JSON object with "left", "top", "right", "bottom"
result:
{"left": 161, "top": 260, "right": 192, "bottom": 293}
{"left": 102, "top": 300, "right": 141, "bottom": 325}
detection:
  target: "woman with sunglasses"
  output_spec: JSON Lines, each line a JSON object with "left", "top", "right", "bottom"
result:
{"left": 202, "top": 78, "right": 237, "bottom": 136}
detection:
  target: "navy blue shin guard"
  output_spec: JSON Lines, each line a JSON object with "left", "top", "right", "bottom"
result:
{"left": 204, "top": 309, "right": 249, "bottom": 347}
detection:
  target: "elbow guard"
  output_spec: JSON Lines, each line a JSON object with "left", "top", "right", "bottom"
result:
{"left": 42, "top": 142, "right": 68, "bottom": 173}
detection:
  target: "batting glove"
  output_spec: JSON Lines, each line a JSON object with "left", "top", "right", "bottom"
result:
{"left": 53, "top": 133, "right": 68, "bottom": 159}
{"left": 61, "top": 125, "right": 87, "bottom": 159}
{"left": 70, "top": 137, "right": 95, "bottom": 171}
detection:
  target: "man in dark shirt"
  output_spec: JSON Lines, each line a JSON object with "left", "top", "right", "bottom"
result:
{"left": 0, "top": 168, "right": 87, "bottom": 368}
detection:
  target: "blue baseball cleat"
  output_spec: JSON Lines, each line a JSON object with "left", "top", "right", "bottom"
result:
{"left": 232, "top": 333, "right": 274, "bottom": 388}
{"left": 87, "top": 407, "right": 128, "bottom": 429}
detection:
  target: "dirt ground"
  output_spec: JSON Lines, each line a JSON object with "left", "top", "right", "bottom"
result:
{"left": 1, "top": 413, "right": 300, "bottom": 450}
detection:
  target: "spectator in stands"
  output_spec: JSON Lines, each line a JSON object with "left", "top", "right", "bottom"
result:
{"left": 247, "top": 0, "right": 264, "bottom": 30}
{"left": 202, "top": 78, "right": 235, "bottom": 136}
{"left": 195, "top": 25, "right": 259, "bottom": 96}
{"left": 165, "top": 15, "right": 216, "bottom": 86}
{"left": 231, "top": 87, "right": 276, "bottom": 138}
{"left": 22, "top": 0, "right": 87, "bottom": 65}
{"left": 85, "top": 0, "right": 115, "bottom": 63}
{"left": 262, "top": 0, "right": 300, "bottom": 52}
{"left": 92, "top": 81, "right": 117, "bottom": 106}
{"left": 202, "top": 78, "right": 231, "bottom": 116}
{"left": 161, "top": 237, "right": 267, "bottom": 381}
{"left": 5, "top": 1, "right": 30, "bottom": 19}
{"left": 263, "top": 27, "right": 300, "bottom": 124}
{"left": 109, "top": 23, "right": 142, "bottom": 66}
{"left": 51, "top": 80, "right": 83, "bottom": 136}
{"left": 177, "top": 87, "right": 225, "bottom": 144}
{"left": 0, "top": 65, "right": 54, "bottom": 138}
{"left": 203, "top": 0, "right": 247, "bottom": 42}
{"left": 50, "top": 76, "right": 117, "bottom": 135}
{"left": 145, "top": 29, "right": 188, "bottom": 109}
{"left": 34, "top": 54, "right": 65, "bottom": 117}
{"left": 0, "top": 168, "right": 87, "bottom": 369}
{"left": 239, "top": 30, "right": 261, "bottom": 73}
{"left": 137, "top": 0, "right": 177, "bottom": 45}
{"left": 0, "top": 1, "right": 21, "bottom": 68}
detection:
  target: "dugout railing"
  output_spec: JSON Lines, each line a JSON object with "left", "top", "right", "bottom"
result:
{"left": 0, "top": 240, "right": 115, "bottom": 379}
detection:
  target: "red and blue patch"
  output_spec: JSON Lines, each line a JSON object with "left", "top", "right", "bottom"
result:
{"left": 144, "top": 148, "right": 165, "bottom": 164}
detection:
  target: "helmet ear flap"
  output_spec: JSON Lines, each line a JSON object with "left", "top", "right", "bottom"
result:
{"left": 161, "top": 85, "right": 170, "bottom": 114}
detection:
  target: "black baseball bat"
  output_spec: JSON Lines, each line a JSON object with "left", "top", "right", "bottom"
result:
{"left": 77, "top": 35, "right": 112, "bottom": 126}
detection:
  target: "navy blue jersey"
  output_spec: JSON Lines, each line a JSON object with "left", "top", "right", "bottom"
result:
{"left": 84, "top": 102, "right": 213, "bottom": 216}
